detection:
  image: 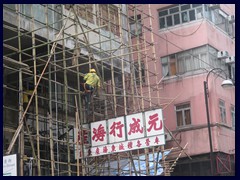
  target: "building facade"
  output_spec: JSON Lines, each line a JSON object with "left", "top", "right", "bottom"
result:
{"left": 3, "top": 4, "right": 235, "bottom": 176}
{"left": 144, "top": 4, "right": 235, "bottom": 175}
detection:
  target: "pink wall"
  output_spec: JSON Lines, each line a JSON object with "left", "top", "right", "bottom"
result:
{"left": 145, "top": 4, "right": 235, "bottom": 156}
{"left": 206, "top": 22, "right": 235, "bottom": 56}
{"left": 129, "top": 4, "right": 235, "bottom": 157}
{"left": 160, "top": 74, "right": 235, "bottom": 156}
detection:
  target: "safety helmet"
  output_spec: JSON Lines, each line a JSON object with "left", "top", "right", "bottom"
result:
{"left": 90, "top": 68, "right": 96, "bottom": 73}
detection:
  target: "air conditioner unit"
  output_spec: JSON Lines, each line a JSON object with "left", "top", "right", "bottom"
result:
{"left": 225, "top": 56, "right": 235, "bottom": 64}
{"left": 209, "top": 4, "right": 220, "bottom": 9}
{"left": 165, "top": 133, "right": 172, "bottom": 141}
{"left": 228, "top": 15, "right": 235, "bottom": 23}
{"left": 217, "top": 51, "right": 229, "bottom": 59}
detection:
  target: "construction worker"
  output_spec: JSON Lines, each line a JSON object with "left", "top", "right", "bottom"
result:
{"left": 82, "top": 68, "right": 100, "bottom": 114}
{"left": 23, "top": 89, "right": 34, "bottom": 121}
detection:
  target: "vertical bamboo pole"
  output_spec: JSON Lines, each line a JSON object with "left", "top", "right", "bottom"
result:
{"left": 134, "top": 5, "right": 144, "bottom": 112}
{"left": 127, "top": 5, "right": 136, "bottom": 114}
{"left": 30, "top": 5, "right": 41, "bottom": 175}
{"left": 126, "top": 4, "right": 138, "bottom": 176}
{"left": 49, "top": 113, "right": 55, "bottom": 176}
{"left": 61, "top": 4, "right": 71, "bottom": 176}
{"left": 108, "top": 5, "right": 117, "bottom": 117}
{"left": 118, "top": 5, "right": 127, "bottom": 117}
{"left": 45, "top": 5, "right": 55, "bottom": 176}
{"left": 160, "top": 146, "right": 167, "bottom": 176}
{"left": 85, "top": 4, "right": 95, "bottom": 121}
{"left": 75, "top": 96, "right": 80, "bottom": 176}
{"left": 142, "top": 8, "right": 152, "bottom": 109}
{"left": 16, "top": 4, "right": 24, "bottom": 176}
{"left": 96, "top": 4, "right": 111, "bottom": 174}
{"left": 72, "top": 5, "right": 86, "bottom": 176}
{"left": 148, "top": 4, "right": 160, "bottom": 106}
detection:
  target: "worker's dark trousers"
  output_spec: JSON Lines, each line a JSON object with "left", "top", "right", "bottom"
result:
{"left": 84, "top": 84, "right": 94, "bottom": 115}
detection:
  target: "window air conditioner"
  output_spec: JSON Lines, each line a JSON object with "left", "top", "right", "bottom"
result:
{"left": 209, "top": 4, "right": 220, "bottom": 9}
{"left": 225, "top": 56, "right": 235, "bottom": 64}
{"left": 217, "top": 51, "right": 229, "bottom": 59}
{"left": 228, "top": 15, "right": 235, "bottom": 23}
{"left": 165, "top": 133, "right": 172, "bottom": 141}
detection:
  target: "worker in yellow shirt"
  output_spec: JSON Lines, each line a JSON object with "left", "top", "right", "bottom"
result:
{"left": 23, "top": 90, "right": 34, "bottom": 121}
{"left": 82, "top": 68, "right": 100, "bottom": 114}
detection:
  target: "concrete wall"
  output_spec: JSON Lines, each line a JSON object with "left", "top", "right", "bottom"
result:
{"left": 3, "top": 4, "right": 131, "bottom": 73}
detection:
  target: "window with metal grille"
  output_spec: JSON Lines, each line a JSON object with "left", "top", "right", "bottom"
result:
{"left": 176, "top": 103, "right": 191, "bottom": 127}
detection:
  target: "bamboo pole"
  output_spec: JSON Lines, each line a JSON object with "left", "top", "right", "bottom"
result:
{"left": 45, "top": 5, "right": 55, "bottom": 176}
{"left": 30, "top": 5, "right": 41, "bottom": 175}
{"left": 49, "top": 113, "right": 55, "bottom": 176}
{"left": 75, "top": 97, "right": 80, "bottom": 176}
{"left": 16, "top": 4, "right": 24, "bottom": 176}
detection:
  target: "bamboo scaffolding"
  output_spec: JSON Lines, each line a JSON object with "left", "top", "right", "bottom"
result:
{"left": 3, "top": 4, "right": 193, "bottom": 176}
{"left": 5, "top": 7, "right": 73, "bottom": 156}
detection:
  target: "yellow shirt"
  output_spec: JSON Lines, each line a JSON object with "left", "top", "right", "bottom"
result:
{"left": 83, "top": 73, "right": 100, "bottom": 88}
{"left": 23, "top": 90, "right": 34, "bottom": 103}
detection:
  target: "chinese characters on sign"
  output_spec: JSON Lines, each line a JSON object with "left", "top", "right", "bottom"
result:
{"left": 91, "top": 120, "right": 107, "bottom": 146}
{"left": 145, "top": 109, "right": 163, "bottom": 136}
{"left": 126, "top": 113, "right": 144, "bottom": 140}
{"left": 90, "top": 135, "right": 165, "bottom": 157}
{"left": 3, "top": 154, "right": 17, "bottom": 176}
{"left": 74, "top": 124, "right": 90, "bottom": 159}
{"left": 86, "top": 109, "right": 164, "bottom": 157}
{"left": 108, "top": 117, "right": 126, "bottom": 143}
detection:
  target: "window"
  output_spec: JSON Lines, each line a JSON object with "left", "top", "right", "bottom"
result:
{"left": 158, "top": 4, "right": 204, "bottom": 29}
{"left": 169, "top": 55, "right": 177, "bottom": 75}
{"left": 130, "top": 14, "right": 142, "bottom": 37}
{"left": 176, "top": 103, "right": 191, "bottom": 127}
{"left": 219, "top": 100, "right": 226, "bottom": 123}
{"left": 161, "top": 45, "right": 230, "bottom": 77}
{"left": 231, "top": 106, "right": 235, "bottom": 128}
{"left": 20, "top": 4, "right": 62, "bottom": 30}
{"left": 167, "top": 15, "right": 173, "bottom": 27}
{"left": 208, "top": 7, "right": 234, "bottom": 36}
{"left": 174, "top": 14, "right": 180, "bottom": 25}
{"left": 161, "top": 57, "right": 169, "bottom": 76}
{"left": 98, "top": 4, "right": 120, "bottom": 36}
{"left": 65, "top": 4, "right": 94, "bottom": 23}
{"left": 181, "top": 11, "right": 188, "bottom": 23}
{"left": 161, "top": 55, "right": 177, "bottom": 76}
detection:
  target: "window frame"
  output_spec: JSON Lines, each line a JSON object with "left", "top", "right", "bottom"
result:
{"left": 130, "top": 14, "right": 142, "bottom": 37}
{"left": 175, "top": 103, "right": 192, "bottom": 128}
{"left": 231, "top": 105, "right": 235, "bottom": 129}
{"left": 219, "top": 99, "right": 226, "bottom": 124}
{"left": 161, "top": 45, "right": 231, "bottom": 78}
{"left": 158, "top": 4, "right": 204, "bottom": 30}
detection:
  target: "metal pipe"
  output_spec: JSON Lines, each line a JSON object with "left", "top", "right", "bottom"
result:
{"left": 203, "top": 80, "right": 214, "bottom": 176}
